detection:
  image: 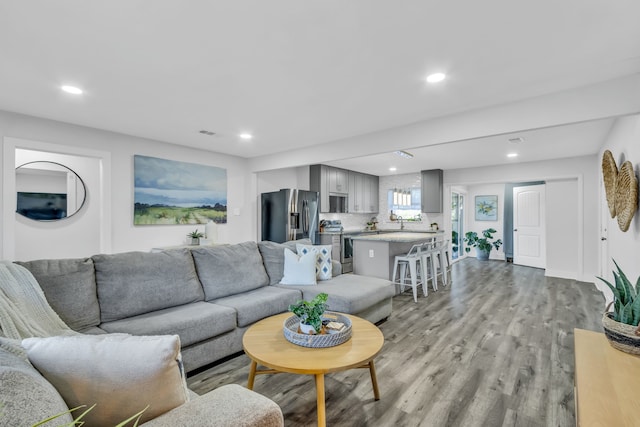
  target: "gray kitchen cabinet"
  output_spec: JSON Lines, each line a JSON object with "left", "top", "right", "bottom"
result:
{"left": 310, "top": 164, "right": 330, "bottom": 212}
{"left": 421, "top": 169, "right": 443, "bottom": 213}
{"left": 348, "top": 171, "right": 379, "bottom": 213}
{"left": 310, "top": 164, "right": 349, "bottom": 212}
{"left": 328, "top": 167, "right": 349, "bottom": 193}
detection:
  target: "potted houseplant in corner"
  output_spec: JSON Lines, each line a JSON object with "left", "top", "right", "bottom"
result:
{"left": 288, "top": 293, "right": 328, "bottom": 335}
{"left": 463, "top": 228, "right": 502, "bottom": 261}
{"left": 187, "top": 229, "right": 204, "bottom": 245}
{"left": 598, "top": 260, "right": 640, "bottom": 354}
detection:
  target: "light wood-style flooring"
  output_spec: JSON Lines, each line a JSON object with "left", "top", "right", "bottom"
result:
{"left": 187, "top": 259, "right": 605, "bottom": 426}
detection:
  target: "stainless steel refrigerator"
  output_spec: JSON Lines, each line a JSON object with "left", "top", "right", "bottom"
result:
{"left": 261, "top": 189, "right": 319, "bottom": 244}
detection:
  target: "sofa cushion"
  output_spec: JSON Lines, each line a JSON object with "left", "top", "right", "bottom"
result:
{"left": 276, "top": 274, "right": 395, "bottom": 314}
{"left": 15, "top": 258, "right": 100, "bottom": 331}
{"left": 0, "top": 338, "right": 74, "bottom": 426}
{"left": 212, "top": 286, "right": 302, "bottom": 327}
{"left": 296, "top": 244, "right": 333, "bottom": 281}
{"left": 258, "top": 239, "right": 312, "bottom": 285}
{"left": 279, "top": 248, "right": 317, "bottom": 285}
{"left": 22, "top": 334, "right": 190, "bottom": 426}
{"left": 191, "top": 242, "right": 270, "bottom": 300}
{"left": 100, "top": 302, "right": 237, "bottom": 347}
{"left": 93, "top": 249, "right": 204, "bottom": 323}
{"left": 141, "top": 384, "right": 284, "bottom": 427}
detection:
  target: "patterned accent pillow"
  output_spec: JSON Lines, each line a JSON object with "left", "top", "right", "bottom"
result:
{"left": 296, "top": 244, "right": 333, "bottom": 281}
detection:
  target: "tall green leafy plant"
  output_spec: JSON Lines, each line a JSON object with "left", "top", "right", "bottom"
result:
{"left": 598, "top": 260, "right": 640, "bottom": 326}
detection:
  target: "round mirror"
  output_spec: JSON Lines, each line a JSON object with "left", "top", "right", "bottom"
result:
{"left": 15, "top": 161, "right": 87, "bottom": 221}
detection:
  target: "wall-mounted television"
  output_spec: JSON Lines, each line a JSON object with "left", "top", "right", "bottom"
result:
{"left": 17, "top": 192, "right": 67, "bottom": 220}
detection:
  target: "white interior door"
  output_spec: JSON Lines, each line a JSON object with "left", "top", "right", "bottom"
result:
{"left": 599, "top": 173, "right": 610, "bottom": 278}
{"left": 513, "top": 184, "right": 546, "bottom": 269}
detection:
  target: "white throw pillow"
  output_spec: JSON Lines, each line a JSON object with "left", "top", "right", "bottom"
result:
{"left": 22, "top": 334, "right": 189, "bottom": 426}
{"left": 296, "top": 244, "right": 333, "bottom": 281}
{"left": 279, "top": 248, "right": 317, "bottom": 285}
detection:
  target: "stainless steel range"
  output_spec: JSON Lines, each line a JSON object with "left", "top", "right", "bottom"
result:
{"left": 319, "top": 220, "right": 353, "bottom": 273}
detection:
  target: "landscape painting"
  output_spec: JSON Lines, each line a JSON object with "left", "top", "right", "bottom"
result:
{"left": 475, "top": 195, "right": 498, "bottom": 221}
{"left": 134, "top": 155, "right": 227, "bottom": 225}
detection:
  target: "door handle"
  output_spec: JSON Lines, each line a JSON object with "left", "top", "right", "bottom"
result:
{"left": 513, "top": 229, "right": 518, "bottom": 232}
{"left": 601, "top": 237, "right": 607, "bottom": 241}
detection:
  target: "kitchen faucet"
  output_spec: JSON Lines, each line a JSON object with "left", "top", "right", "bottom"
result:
{"left": 397, "top": 216, "right": 405, "bottom": 230}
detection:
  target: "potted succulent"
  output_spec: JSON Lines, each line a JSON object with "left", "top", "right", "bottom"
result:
{"left": 187, "top": 229, "right": 204, "bottom": 245}
{"left": 288, "top": 293, "right": 328, "bottom": 335}
{"left": 463, "top": 228, "right": 502, "bottom": 261}
{"left": 598, "top": 260, "right": 640, "bottom": 354}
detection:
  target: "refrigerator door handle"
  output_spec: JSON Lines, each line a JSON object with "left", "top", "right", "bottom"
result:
{"left": 302, "top": 200, "right": 309, "bottom": 234}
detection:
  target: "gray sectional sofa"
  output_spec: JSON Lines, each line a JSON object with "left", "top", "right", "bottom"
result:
{"left": 16, "top": 238, "right": 395, "bottom": 373}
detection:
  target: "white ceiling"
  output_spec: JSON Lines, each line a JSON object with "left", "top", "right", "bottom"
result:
{"left": 1, "top": 1, "right": 639, "bottom": 175}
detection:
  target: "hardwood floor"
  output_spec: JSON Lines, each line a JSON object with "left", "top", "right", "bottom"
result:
{"left": 187, "top": 259, "right": 605, "bottom": 426}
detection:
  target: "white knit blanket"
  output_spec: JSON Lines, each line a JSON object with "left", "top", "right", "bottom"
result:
{"left": 0, "top": 261, "right": 78, "bottom": 340}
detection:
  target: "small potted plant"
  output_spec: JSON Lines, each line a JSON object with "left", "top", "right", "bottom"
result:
{"left": 187, "top": 229, "right": 204, "bottom": 245}
{"left": 288, "top": 293, "right": 328, "bottom": 335}
{"left": 598, "top": 260, "right": 640, "bottom": 354}
{"left": 463, "top": 228, "right": 502, "bottom": 261}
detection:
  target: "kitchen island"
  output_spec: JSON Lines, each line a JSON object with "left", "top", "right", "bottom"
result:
{"left": 352, "top": 232, "right": 443, "bottom": 281}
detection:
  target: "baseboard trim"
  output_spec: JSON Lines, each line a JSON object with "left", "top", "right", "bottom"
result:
{"left": 545, "top": 269, "right": 578, "bottom": 280}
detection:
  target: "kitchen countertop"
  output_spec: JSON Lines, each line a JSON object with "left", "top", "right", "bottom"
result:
{"left": 350, "top": 231, "right": 442, "bottom": 243}
{"left": 320, "top": 229, "right": 443, "bottom": 235}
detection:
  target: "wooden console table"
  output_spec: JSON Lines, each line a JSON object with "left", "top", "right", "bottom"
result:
{"left": 574, "top": 328, "right": 640, "bottom": 426}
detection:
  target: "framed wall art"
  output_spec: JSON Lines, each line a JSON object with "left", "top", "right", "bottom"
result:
{"left": 133, "top": 155, "right": 227, "bottom": 225}
{"left": 475, "top": 195, "right": 498, "bottom": 221}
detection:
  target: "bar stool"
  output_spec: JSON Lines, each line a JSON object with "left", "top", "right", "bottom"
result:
{"left": 391, "top": 244, "right": 426, "bottom": 302}
{"left": 438, "top": 239, "right": 452, "bottom": 286}
{"left": 427, "top": 238, "right": 451, "bottom": 288}
{"left": 419, "top": 238, "right": 440, "bottom": 292}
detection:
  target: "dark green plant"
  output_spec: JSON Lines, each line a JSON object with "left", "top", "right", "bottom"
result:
{"left": 597, "top": 260, "right": 640, "bottom": 326}
{"left": 288, "top": 293, "right": 328, "bottom": 332}
{"left": 187, "top": 229, "right": 204, "bottom": 238}
{"left": 463, "top": 228, "right": 502, "bottom": 253}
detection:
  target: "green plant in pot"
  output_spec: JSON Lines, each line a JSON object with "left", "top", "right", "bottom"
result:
{"left": 288, "top": 293, "right": 328, "bottom": 335}
{"left": 597, "top": 260, "right": 640, "bottom": 355}
{"left": 187, "top": 229, "right": 204, "bottom": 245}
{"left": 463, "top": 228, "right": 502, "bottom": 261}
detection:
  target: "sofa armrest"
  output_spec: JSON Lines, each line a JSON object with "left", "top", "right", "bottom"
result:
{"left": 141, "top": 384, "right": 283, "bottom": 427}
{"left": 331, "top": 260, "right": 342, "bottom": 277}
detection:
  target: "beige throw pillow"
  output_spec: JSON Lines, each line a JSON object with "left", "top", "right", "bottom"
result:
{"left": 22, "top": 334, "right": 189, "bottom": 426}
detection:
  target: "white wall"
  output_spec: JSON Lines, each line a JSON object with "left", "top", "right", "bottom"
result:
{"left": 465, "top": 183, "right": 505, "bottom": 260}
{"left": 445, "top": 155, "right": 598, "bottom": 282}
{"left": 546, "top": 179, "right": 579, "bottom": 279}
{"left": 0, "top": 110, "right": 255, "bottom": 260}
{"left": 598, "top": 114, "right": 640, "bottom": 295}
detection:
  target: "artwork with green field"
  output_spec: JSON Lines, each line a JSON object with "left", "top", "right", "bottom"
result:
{"left": 134, "top": 155, "right": 227, "bottom": 225}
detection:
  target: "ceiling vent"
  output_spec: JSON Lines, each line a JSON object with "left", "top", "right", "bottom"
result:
{"left": 199, "top": 130, "right": 216, "bottom": 136}
{"left": 508, "top": 137, "right": 524, "bottom": 144}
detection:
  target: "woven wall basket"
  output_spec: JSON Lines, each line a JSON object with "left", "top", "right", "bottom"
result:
{"left": 602, "top": 311, "right": 640, "bottom": 355}
{"left": 602, "top": 150, "right": 618, "bottom": 218}
{"left": 614, "top": 160, "right": 638, "bottom": 232}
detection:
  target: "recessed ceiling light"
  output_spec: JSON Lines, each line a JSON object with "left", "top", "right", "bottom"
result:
{"left": 507, "top": 153, "right": 518, "bottom": 158}
{"left": 61, "top": 85, "right": 83, "bottom": 95}
{"left": 426, "top": 73, "right": 446, "bottom": 83}
{"left": 389, "top": 167, "right": 397, "bottom": 171}
{"left": 394, "top": 150, "right": 414, "bottom": 159}
{"left": 239, "top": 133, "right": 253, "bottom": 140}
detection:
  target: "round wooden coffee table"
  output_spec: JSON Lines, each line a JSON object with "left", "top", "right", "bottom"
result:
{"left": 242, "top": 312, "right": 384, "bottom": 427}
